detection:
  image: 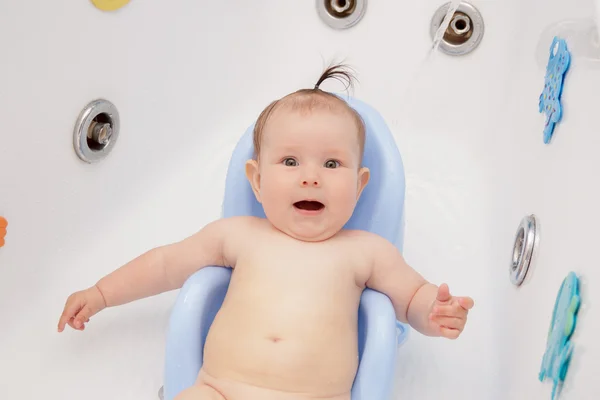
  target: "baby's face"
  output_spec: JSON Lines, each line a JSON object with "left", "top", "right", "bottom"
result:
{"left": 246, "top": 108, "right": 370, "bottom": 241}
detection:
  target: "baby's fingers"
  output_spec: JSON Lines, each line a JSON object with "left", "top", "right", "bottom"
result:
{"left": 67, "top": 315, "right": 90, "bottom": 331}
{"left": 430, "top": 314, "right": 465, "bottom": 331}
{"left": 58, "top": 295, "right": 83, "bottom": 332}
{"left": 458, "top": 297, "right": 475, "bottom": 310}
{"left": 432, "top": 304, "right": 465, "bottom": 317}
{"left": 72, "top": 306, "right": 94, "bottom": 329}
{"left": 439, "top": 327, "right": 460, "bottom": 340}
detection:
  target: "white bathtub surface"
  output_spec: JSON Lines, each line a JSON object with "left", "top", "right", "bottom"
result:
{"left": 0, "top": 1, "right": 598, "bottom": 399}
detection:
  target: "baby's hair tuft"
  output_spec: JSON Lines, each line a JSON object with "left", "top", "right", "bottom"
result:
{"left": 313, "top": 63, "right": 357, "bottom": 93}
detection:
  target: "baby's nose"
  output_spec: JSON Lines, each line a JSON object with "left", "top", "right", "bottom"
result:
{"left": 301, "top": 179, "right": 320, "bottom": 187}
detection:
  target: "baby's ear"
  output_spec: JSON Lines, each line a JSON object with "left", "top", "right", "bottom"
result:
{"left": 356, "top": 167, "right": 370, "bottom": 200}
{"left": 245, "top": 159, "right": 262, "bottom": 203}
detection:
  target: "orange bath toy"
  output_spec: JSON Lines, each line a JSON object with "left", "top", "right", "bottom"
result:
{"left": 0, "top": 217, "right": 7, "bottom": 248}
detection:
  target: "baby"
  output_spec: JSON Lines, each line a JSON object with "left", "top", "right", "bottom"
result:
{"left": 58, "top": 64, "right": 474, "bottom": 400}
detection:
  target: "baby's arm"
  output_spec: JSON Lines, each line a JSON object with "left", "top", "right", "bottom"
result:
{"left": 58, "top": 216, "right": 252, "bottom": 332}
{"left": 95, "top": 217, "right": 238, "bottom": 307}
{"left": 365, "top": 235, "right": 473, "bottom": 339}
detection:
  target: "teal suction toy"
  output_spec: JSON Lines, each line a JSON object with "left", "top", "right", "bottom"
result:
{"left": 539, "top": 272, "right": 581, "bottom": 399}
{"left": 539, "top": 36, "right": 571, "bottom": 144}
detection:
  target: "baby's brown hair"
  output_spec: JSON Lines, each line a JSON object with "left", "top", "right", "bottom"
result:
{"left": 252, "top": 63, "right": 366, "bottom": 162}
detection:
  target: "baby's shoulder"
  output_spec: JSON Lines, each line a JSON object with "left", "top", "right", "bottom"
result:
{"left": 219, "top": 215, "right": 268, "bottom": 234}
{"left": 215, "top": 216, "right": 269, "bottom": 266}
{"left": 336, "top": 229, "right": 392, "bottom": 254}
{"left": 337, "top": 229, "right": 386, "bottom": 244}
{"left": 334, "top": 230, "right": 394, "bottom": 283}
{"left": 218, "top": 216, "right": 275, "bottom": 245}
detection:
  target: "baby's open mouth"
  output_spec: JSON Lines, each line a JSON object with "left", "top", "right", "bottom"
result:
{"left": 293, "top": 200, "right": 325, "bottom": 211}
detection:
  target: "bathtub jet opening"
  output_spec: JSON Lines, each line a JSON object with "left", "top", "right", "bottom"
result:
{"left": 87, "top": 113, "right": 113, "bottom": 151}
{"left": 454, "top": 18, "right": 466, "bottom": 31}
{"left": 73, "top": 98, "right": 120, "bottom": 163}
{"left": 317, "top": 0, "right": 366, "bottom": 29}
{"left": 509, "top": 215, "right": 537, "bottom": 286}
{"left": 512, "top": 227, "right": 525, "bottom": 272}
{"left": 451, "top": 15, "right": 470, "bottom": 34}
{"left": 430, "top": 2, "right": 484, "bottom": 56}
{"left": 442, "top": 12, "right": 473, "bottom": 45}
{"left": 326, "top": 0, "right": 356, "bottom": 18}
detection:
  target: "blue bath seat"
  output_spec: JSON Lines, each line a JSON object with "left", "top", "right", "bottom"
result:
{"left": 163, "top": 96, "right": 408, "bottom": 400}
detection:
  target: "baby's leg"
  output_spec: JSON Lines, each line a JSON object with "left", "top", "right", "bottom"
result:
{"left": 174, "top": 384, "right": 226, "bottom": 400}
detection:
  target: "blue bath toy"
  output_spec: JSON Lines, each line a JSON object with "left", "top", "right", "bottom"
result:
{"left": 539, "top": 272, "right": 581, "bottom": 399}
{"left": 539, "top": 37, "right": 571, "bottom": 144}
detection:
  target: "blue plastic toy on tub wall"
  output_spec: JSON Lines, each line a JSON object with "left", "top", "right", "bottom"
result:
{"left": 539, "top": 271, "right": 581, "bottom": 399}
{"left": 539, "top": 36, "right": 571, "bottom": 144}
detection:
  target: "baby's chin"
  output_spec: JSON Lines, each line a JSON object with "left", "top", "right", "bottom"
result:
{"left": 272, "top": 221, "right": 342, "bottom": 242}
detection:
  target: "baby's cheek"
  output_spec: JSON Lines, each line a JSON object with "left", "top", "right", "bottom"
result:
{"left": 334, "top": 184, "right": 361, "bottom": 211}
{"left": 263, "top": 173, "right": 289, "bottom": 194}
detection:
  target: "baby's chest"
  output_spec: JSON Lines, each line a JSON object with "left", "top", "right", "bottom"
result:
{"left": 238, "top": 244, "right": 365, "bottom": 289}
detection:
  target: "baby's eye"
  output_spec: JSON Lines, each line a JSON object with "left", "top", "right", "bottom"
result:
{"left": 283, "top": 158, "right": 298, "bottom": 167}
{"left": 324, "top": 159, "right": 340, "bottom": 169}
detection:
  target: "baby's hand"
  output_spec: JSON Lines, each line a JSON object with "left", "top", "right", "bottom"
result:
{"left": 428, "top": 283, "right": 474, "bottom": 339}
{"left": 57, "top": 286, "right": 107, "bottom": 332}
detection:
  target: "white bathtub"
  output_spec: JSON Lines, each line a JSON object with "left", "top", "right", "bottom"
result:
{"left": 0, "top": 1, "right": 598, "bottom": 399}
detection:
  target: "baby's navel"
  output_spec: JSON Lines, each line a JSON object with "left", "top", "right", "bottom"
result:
{"left": 268, "top": 336, "right": 282, "bottom": 343}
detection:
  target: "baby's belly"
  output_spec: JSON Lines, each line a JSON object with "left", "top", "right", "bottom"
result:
{"left": 202, "top": 291, "right": 360, "bottom": 397}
